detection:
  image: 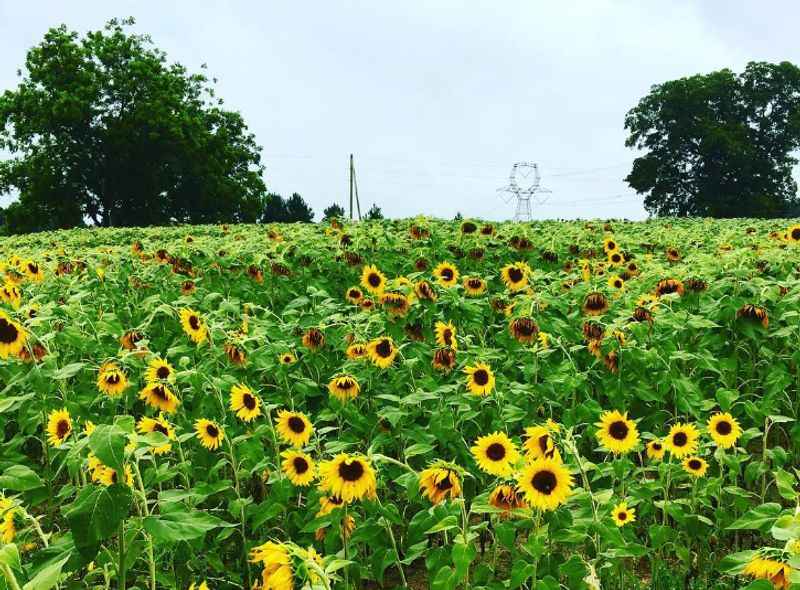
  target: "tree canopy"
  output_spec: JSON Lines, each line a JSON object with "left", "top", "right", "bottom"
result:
{"left": 260, "top": 192, "right": 314, "bottom": 223}
{"left": 624, "top": 61, "right": 800, "bottom": 218}
{"left": 323, "top": 203, "right": 345, "bottom": 220}
{"left": 0, "top": 18, "right": 266, "bottom": 233}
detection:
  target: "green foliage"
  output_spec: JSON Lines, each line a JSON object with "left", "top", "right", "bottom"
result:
{"left": 260, "top": 192, "right": 314, "bottom": 222}
{"left": 364, "top": 202, "right": 384, "bottom": 220}
{"left": 625, "top": 61, "right": 800, "bottom": 218}
{"left": 323, "top": 202, "right": 345, "bottom": 220}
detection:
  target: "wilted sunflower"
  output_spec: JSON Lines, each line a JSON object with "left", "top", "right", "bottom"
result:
{"left": 707, "top": 412, "right": 741, "bottom": 449}
{"left": 346, "top": 343, "right": 367, "bottom": 360}
{"left": 489, "top": 484, "right": 528, "bottom": 516}
{"left": 582, "top": 292, "right": 609, "bottom": 316}
{"left": 742, "top": 555, "right": 792, "bottom": 589}
{"left": 302, "top": 328, "right": 325, "bottom": 351}
{"left": 611, "top": 501, "right": 636, "bottom": 527}
{"left": 664, "top": 422, "right": 700, "bottom": 458}
{"left": 360, "top": 264, "right": 386, "bottom": 295}
{"left": 434, "top": 321, "right": 457, "bottom": 349}
{"left": 665, "top": 247, "right": 681, "bottom": 262}
{"left": 630, "top": 306, "right": 654, "bottom": 324}
{"left": 0, "top": 284, "right": 21, "bottom": 309}
{"left": 0, "top": 312, "right": 26, "bottom": 359}
{"left": 224, "top": 342, "right": 246, "bottom": 365}
{"left": 120, "top": 330, "right": 144, "bottom": 351}
{"left": 471, "top": 432, "right": 520, "bottom": 476}
{"left": 180, "top": 308, "right": 207, "bottom": 344}
{"left": 250, "top": 541, "right": 293, "bottom": 590}
{"left": 682, "top": 456, "right": 708, "bottom": 478}
{"left": 413, "top": 280, "right": 438, "bottom": 301}
{"left": 328, "top": 375, "right": 360, "bottom": 402}
{"left": 646, "top": 439, "right": 665, "bottom": 460}
{"left": 460, "top": 220, "right": 478, "bottom": 234}
{"left": 433, "top": 262, "right": 459, "bottom": 288}
{"left": 509, "top": 317, "right": 539, "bottom": 344}
{"left": 281, "top": 450, "right": 316, "bottom": 486}
{"left": 345, "top": 287, "right": 363, "bottom": 304}
{"left": 275, "top": 410, "right": 313, "bottom": 447}
{"left": 360, "top": 298, "right": 375, "bottom": 311}
{"left": 96, "top": 363, "right": 128, "bottom": 398}
{"left": 380, "top": 292, "right": 411, "bottom": 317}
{"left": 180, "top": 280, "right": 196, "bottom": 295}
{"left": 595, "top": 410, "right": 639, "bottom": 454}
{"left": 23, "top": 260, "right": 44, "bottom": 282}
{"left": 517, "top": 457, "right": 573, "bottom": 511}
{"left": 737, "top": 304, "right": 769, "bottom": 328}
{"left": 462, "top": 276, "right": 487, "bottom": 296}
{"left": 317, "top": 494, "right": 345, "bottom": 517}
{"left": 464, "top": 362, "right": 495, "bottom": 396}
{"left": 136, "top": 415, "right": 175, "bottom": 454}
{"left": 366, "top": 336, "right": 397, "bottom": 368}
{"left": 195, "top": 419, "right": 225, "bottom": 450}
{"left": 607, "top": 274, "right": 625, "bottom": 290}
{"left": 654, "top": 278, "right": 684, "bottom": 297}
{"left": 279, "top": 351, "right": 297, "bottom": 365}
{"left": 47, "top": 408, "right": 72, "bottom": 446}
{"left": 432, "top": 348, "right": 457, "bottom": 372}
{"left": 144, "top": 357, "right": 175, "bottom": 384}
{"left": 139, "top": 383, "right": 180, "bottom": 414}
{"left": 418, "top": 462, "right": 462, "bottom": 504}
{"left": 524, "top": 425, "right": 558, "bottom": 461}
{"left": 500, "top": 262, "right": 529, "bottom": 291}
{"left": 318, "top": 453, "right": 377, "bottom": 502}
{"left": 230, "top": 383, "right": 262, "bottom": 422}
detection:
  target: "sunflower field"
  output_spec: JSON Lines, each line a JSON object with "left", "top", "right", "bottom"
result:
{"left": 1, "top": 218, "right": 800, "bottom": 590}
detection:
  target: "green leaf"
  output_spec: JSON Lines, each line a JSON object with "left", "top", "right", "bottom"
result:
{"left": 775, "top": 468, "right": 797, "bottom": 501}
{"left": 0, "top": 543, "right": 20, "bottom": 570}
{"left": 0, "top": 465, "right": 43, "bottom": 491}
{"left": 22, "top": 556, "right": 69, "bottom": 590}
{"left": 425, "top": 515, "right": 459, "bottom": 534}
{"left": 727, "top": 503, "right": 782, "bottom": 531}
{"left": 88, "top": 424, "right": 127, "bottom": 474}
{"left": 771, "top": 514, "right": 800, "bottom": 541}
{"left": 0, "top": 394, "right": 35, "bottom": 414}
{"left": 404, "top": 443, "right": 433, "bottom": 458}
{"left": 143, "top": 511, "right": 233, "bottom": 543}
{"left": 63, "top": 484, "right": 132, "bottom": 558}
{"left": 51, "top": 362, "right": 85, "bottom": 380}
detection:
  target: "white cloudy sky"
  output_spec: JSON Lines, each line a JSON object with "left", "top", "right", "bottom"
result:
{"left": 1, "top": 0, "right": 798, "bottom": 220}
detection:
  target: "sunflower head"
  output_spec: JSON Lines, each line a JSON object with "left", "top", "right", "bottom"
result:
{"left": 433, "top": 262, "right": 459, "bottom": 287}
{"left": 97, "top": 363, "right": 129, "bottom": 397}
{"left": 0, "top": 312, "right": 27, "bottom": 359}
{"left": 366, "top": 336, "right": 397, "bottom": 369}
{"left": 195, "top": 419, "right": 224, "bottom": 450}
{"left": 318, "top": 453, "right": 377, "bottom": 503}
{"left": 145, "top": 358, "right": 175, "bottom": 384}
{"left": 345, "top": 343, "right": 368, "bottom": 360}
{"left": 346, "top": 287, "right": 363, "bottom": 304}
{"left": 327, "top": 375, "right": 361, "bottom": 402}
{"left": 463, "top": 276, "right": 487, "bottom": 296}
{"left": 136, "top": 415, "right": 175, "bottom": 455}
{"left": 707, "top": 412, "right": 741, "bottom": 449}
{"left": 595, "top": 410, "right": 639, "bottom": 454}
{"left": 654, "top": 278, "right": 684, "bottom": 298}
{"left": 464, "top": 362, "right": 495, "bottom": 396}
{"left": 432, "top": 348, "right": 457, "bottom": 373}
{"left": 509, "top": 317, "right": 539, "bottom": 344}
{"left": 379, "top": 291, "right": 411, "bottom": 317}
{"left": 743, "top": 555, "right": 792, "bottom": 589}
{"left": 523, "top": 425, "right": 558, "bottom": 461}
{"left": 500, "top": 262, "right": 529, "bottom": 291}
{"left": 582, "top": 292, "right": 609, "bottom": 316}
{"left": 360, "top": 264, "right": 386, "bottom": 295}
{"left": 419, "top": 462, "right": 463, "bottom": 505}
{"left": 230, "top": 383, "right": 262, "bottom": 422}
{"left": 281, "top": 450, "right": 316, "bottom": 486}
{"left": 664, "top": 422, "right": 700, "bottom": 458}
{"left": 139, "top": 383, "right": 180, "bottom": 414}
{"left": 275, "top": 410, "right": 313, "bottom": 448}
{"left": 682, "top": 456, "right": 709, "bottom": 478}
{"left": 179, "top": 309, "right": 207, "bottom": 344}
{"left": 434, "top": 321, "right": 457, "bottom": 349}
{"left": 471, "top": 432, "right": 520, "bottom": 476}
{"left": 413, "top": 280, "right": 438, "bottom": 301}
{"left": 489, "top": 484, "right": 528, "bottom": 516}
{"left": 611, "top": 501, "right": 636, "bottom": 527}
{"left": 46, "top": 408, "right": 72, "bottom": 447}
{"left": 646, "top": 439, "right": 665, "bottom": 460}
{"left": 279, "top": 351, "right": 297, "bottom": 365}
{"left": 737, "top": 304, "right": 769, "bottom": 329}
{"left": 302, "top": 328, "right": 325, "bottom": 351}
{"left": 517, "top": 457, "right": 573, "bottom": 511}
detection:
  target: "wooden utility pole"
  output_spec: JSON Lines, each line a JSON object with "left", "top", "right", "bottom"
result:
{"left": 349, "top": 154, "right": 362, "bottom": 220}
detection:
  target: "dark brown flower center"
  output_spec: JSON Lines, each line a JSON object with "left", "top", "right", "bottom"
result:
{"left": 337, "top": 378, "right": 354, "bottom": 390}
{"left": 56, "top": 419, "right": 70, "bottom": 438}
{"left": 368, "top": 273, "right": 381, "bottom": 287}
{"left": 153, "top": 423, "right": 169, "bottom": 436}
{"left": 288, "top": 416, "right": 306, "bottom": 433}
{"left": 442, "top": 329, "right": 452, "bottom": 345}
{"left": 715, "top": 420, "right": 732, "bottom": 435}
{"left": 156, "top": 366, "right": 170, "bottom": 379}
{"left": 468, "top": 279, "right": 482, "bottom": 289}
{"left": 338, "top": 459, "right": 365, "bottom": 482}
{"left": 585, "top": 293, "right": 608, "bottom": 311}
{"left": 486, "top": 442, "right": 506, "bottom": 461}
{"left": 672, "top": 431, "right": 688, "bottom": 447}
{"left": 531, "top": 470, "right": 557, "bottom": 494}
{"left": 440, "top": 267, "right": 454, "bottom": 281}
{"left": 538, "top": 434, "right": 550, "bottom": 454}
{"left": 105, "top": 373, "right": 120, "bottom": 385}
{"left": 436, "top": 473, "right": 454, "bottom": 490}
{"left": 152, "top": 385, "right": 169, "bottom": 401}
{"left": 609, "top": 420, "right": 629, "bottom": 440}
{"left": 293, "top": 456, "right": 309, "bottom": 474}
{"left": 205, "top": 424, "right": 219, "bottom": 437}
{"left": 0, "top": 318, "right": 19, "bottom": 344}
{"left": 508, "top": 267, "right": 524, "bottom": 283}
{"left": 349, "top": 289, "right": 360, "bottom": 298}
{"left": 243, "top": 393, "right": 257, "bottom": 410}
{"left": 28, "top": 263, "right": 38, "bottom": 273}
{"left": 375, "top": 339, "right": 392, "bottom": 358}
{"left": 618, "top": 511, "right": 628, "bottom": 521}
{"left": 792, "top": 228, "right": 800, "bottom": 240}
{"left": 688, "top": 459, "right": 702, "bottom": 470}
{"left": 651, "top": 442, "right": 662, "bottom": 451}
{"left": 473, "top": 369, "right": 489, "bottom": 386}
{"left": 189, "top": 315, "right": 200, "bottom": 330}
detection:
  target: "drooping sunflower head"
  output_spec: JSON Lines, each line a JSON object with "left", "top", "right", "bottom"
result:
{"left": 138, "top": 383, "right": 180, "bottom": 414}
{"left": 318, "top": 453, "right": 377, "bottom": 503}
{"left": 230, "top": 383, "right": 262, "bottom": 422}
{"left": 432, "top": 347, "right": 457, "bottom": 373}
{"left": 471, "top": 432, "right": 520, "bottom": 477}
{"left": 96, "top": 363, "right": 129, "bottom": 397}
{"left": 582, "top": 292, "right": 609, "bottom": 316}
{"left": 179, "top": 309, "right": 207, "bottom": 344}
{"left": 462, "top": 276, "right": 487, "bottom": 296}
{"left": 631, "top": 306, "right": 654, "bottom": 324}
{"left": 224, "top": 342, "right": 246, "bottom": 366}
{"left": 509, "top": 317, "right": 539, "bottom": 344}
{"left": 787, "top": 224, "right": 800, "bottom": 243}
{"left": 250, "top": 541, "right": 293, "bottom": 590}
{"left": 379, "top": 291, "right": 411, "bottom": 317}
{"left": 433, "top": 262, "right": 459, "bottom": 288}
{"left": 419, "top": 462, "right": 463, "bottom": 505}
{"left": 327, "top": 375, "right": 361, "bottom": 402}
{"left": 684, "top": 277, "right": 707, "bottom": 292}
{"left": 180, "top": 280, "right": 196, "bottom": 295}
{"left": 366, "top": 336, "right": 397, "bottom": 369}
{"left": 360, "top": 264, "right": 386, "bottom": 295}
{"left": 611, "top": 501, "right": 636, "bottom": 527}
{"left": 645, "top": 439, "right": 665, "bottom": 460}
{"left": 664, "top": 422, "right": 700, "bottom": 458}
{"left": 743, "top": 555, "right": 792, "bottom": 589}
{"left": 346, "top": 287, "right": 364, "bottom": 304}
{"left": 46, "top": 408, "right": 72, "bottom": 447}
{"left": 302, "top": 328, "right": 325, "bottom": 351}
{"left": 23, "top": 260, "right": 44, "bottom": 282}
{"left": 346, "top": 343, "right": 368, "bottom": 360}
{"left": 0, "top": 312, "right": 27, "bottom": 359}
{"left": 464, "top": 362, "right": 495, "bottom": 396}
{"left": 279, "top": 351, "right": 297, "bottom": 365}
{"left": 665, "top": 247, "right": 681, "bottom": 262}
{"left": 654, "top": 278, "right": 684, "bottom": 298}
{"left": 460, "top": 220, "right": 478, "bottom": 234}
{"left": 523, "top": 425, "right": 558, "bottom": 461}
{"left": 517, "top": 457, "right": 573, "bottom": 511}
{"left": 682, "top": 456, "right": 708, "bottom": 478}
{"left": 136, "top": 415, "right": 175, "bottom": 455}
{"left": 489, "top": 484, "right": 528, "bottom": 516}
{"left": 0, "top": 283, "right": 22, "bottom": 309}
{"left": 145, "top": 357, "right": 175, "bottom": 384}
{"left": 500, "top": 262, "right": 529, "bottom": 291}
{"left": 707, "top": 412, "right": 741, "bottom": 449}
{"left": 413, "top": 280, "right": 438, "bottom": 301}
{"left": 275, "top": 410, "right": 313, "bottom": 448}
{"left": 195, "top": 419, "right": 225, "bottom": 450}
{"left": 595, "top": 410, "right": 639, "bottom": 454}
{"left": 281, "top": 450, "right": 316, "bottom": 486}
{"left": 737, "top": 304, "right": 769, "bottom": 329}
{"left": 434, "top": 321, "right": 457, "bottom": 349}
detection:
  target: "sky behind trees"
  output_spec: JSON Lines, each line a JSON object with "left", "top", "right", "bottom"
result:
{"left": 1, "top": 0, "right": 798, "bottom": 221}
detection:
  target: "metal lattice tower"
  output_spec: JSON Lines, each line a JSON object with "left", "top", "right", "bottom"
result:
{"left": 497, "top": 162, "right": 551, "bottom": 221}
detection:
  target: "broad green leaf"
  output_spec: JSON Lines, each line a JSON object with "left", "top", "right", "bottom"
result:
{"left": 22, "top": 556, "right": 69, "bottom": 590}
{"left": 63, "top": 484, "right": 132, "bottom": 557}
{"left": 51, "top": 362, "right": 85, "bottom": 380}
{"left": 143, "top": 511, "right": 233, "bottom": 543}
{"left": 0, "top": 465, "right": 43, "bottom": 491}
{"left": 88, "top": 424, "right": 127, "bottom": 474}
{"left": 727, "top": 503, "right": 782, "bottom": 531}
{"left": 0, "top": 543, "right": 20, "bottom": 570}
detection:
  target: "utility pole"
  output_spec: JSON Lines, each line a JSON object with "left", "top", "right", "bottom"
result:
{"left": 349, "top": 154, "right": 362, "bottom": 221}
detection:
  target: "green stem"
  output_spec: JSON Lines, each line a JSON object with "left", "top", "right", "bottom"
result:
{"left": 118, "top": 520, "right": 126, "bottom": 590}
{"left": 0, "top": 564, "right": 23, "bottom": 590}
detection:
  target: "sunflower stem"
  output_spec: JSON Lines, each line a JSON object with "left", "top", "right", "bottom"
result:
{"left": 118, "top": 519, "right": 126, "bottom": 590}
{"left": 0, "top": 563, "right": 22, "bottom": 590}
{"left": 376, "top": 496, "right": 407, "bottom": 587}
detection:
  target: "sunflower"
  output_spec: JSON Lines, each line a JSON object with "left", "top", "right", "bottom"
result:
{"left": 742, "top": 555, "right": 792, "bottom": 589}
{"left": 607, "top": 274, "right": 625, "bottom": 290}
{"left": 611, "top": 501, "right": 636, "bottom": 527}
{"left": 463, "top": 276, "right": 487, "bottom": 296}
{"left": 275, "top": 410, "right": 313, "bottom": 447}
{"left": 413, "top": 280, "right": 438, "bottom": 301}
{"left": 224, "top": 343, "right": 246, "bottom": 365}
{"left": 517, "top": 457, "right": 573, "bottom": 511}
{"left": 646, "top": 439, "right": 665, "bottom": 460}
{"left": 0, "top": 496, "right": 19, "bottom": 543}
{"left": 279, "top": 351, "right": 297, "bottom": 365}
{"left": 180, "top": 280, "right": 196, "bottom": 295}
{"left": 302, "top": 328, "right": 325, "bottom": 351}
{"left": 500, "top": 262, "right": 529, "bottom": 291}
{"left": 523, "top": 425, "right": 558, "bottom": 461}
{"left": 582, "top": 292, "right": 609, "bottom": 316}
{"left": 360, "top": 298, "right": 375, "bottom": 311}
{"left": 380, "top": 292, "right": 411, "bottom": 317}
{"left": 737, "top": 304, "right": 769, "bottom": 328}
{"left": 682, "top": 456, "right": 709, "bottom": 478}
{"left": 97, "top": 464, "right": 134, "bottom": 487}
{"left": 96, "top": 363, "right": 129, "bottom": 397}
{"left": 664, "top": 422, "right": 700, "bottom": 458}
{"left": 0, "top": 312, "right": 26, "bottom": 358}
{"left": 230, "top": 383, "right": 262, "bottom": 422}
{"left": 418, "top": 462, "right": 462, "bottom": 504}
{"left": 23, "top": 260, "right": 44, "bottom": 282}
{"left": 328, "top": 375, "right": 361, "bottom": 402}
{"left": 471, "top": 432, "right": 520, "bottom": 476}
{"left": 138, "top": 383, "right": 180, "bottom": 414}
{"left": 195, "top": 419, "right": 225, "bottom": 450}
{"left": 607, "top": 250, "right": 624, "bottom": 266}
{"left": 787, "top": 224, "right": 800, "bottom": 243}
{"left": 120, "top": 330, "right": 144, "bottom": 351}
{"left": 602, "top": 237, "right": 618, "bottom": 253}
{"left": 346, "top": 287, "right": 363, "bottom": 304}
{"left": 345, "top": 343, "right": 367, "bottom": 360}
{"left": 666, "top": 247, "right": 681, "bottom": 262}
{"left": 318, "top": 453, "right": 377, "bottom": 502}
{"left": 489, "top": 484, "right": 528, "bottom": 515}
{"left": 360, "top": 264, "right": 386, "bottom": 295}
{"left": 180, "top": 308, "right": 207, "bottom": 344}
{"left": 434, "top": 321, "right": 457, "bottom": 349}
{"left": 250, "top": 541, "right": 293, "bottom": 590}
{"left": 707, "top": 412, "right": 741, "bottom": 449}
{"left": 0, "top": 284, "right": 21, "bottom": 309}
{"left": 366, "top": 336, "right": 397, "bottom": 368}
{"left": 281, "top": 450, "right": 316, "bottom": 486}
{"left": 317, "top": 495, "right": 346, "bottom": 517}
{"left": 432, "top": 348, "right": 457, "bottom": 372}
{"left": 654, "top": 278, "right": 684, "bottom": 297}
{"left": 595, "top": 410, "right": 639, "bottom": 454}
{"left": 46, "top": 408, "right": 72, "bottom": 446}
{"left": 464, "top": 362, "right": 495, "bottom": 396}
{"left": 509, "top": 317, "right": 539, "bottom": 344}
{"left": 136, "top": 415, "right": 175, "bottom": 454}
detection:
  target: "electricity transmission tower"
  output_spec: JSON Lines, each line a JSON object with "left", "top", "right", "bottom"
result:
{"left": 349, "top": 154, "right": 362, "bottom": 220}
{"left": 497, "top": 162, "right": 551, "bottom": 221}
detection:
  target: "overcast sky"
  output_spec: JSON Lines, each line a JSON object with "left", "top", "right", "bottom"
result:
{"left": 1, "top": 0, "right": 799, "bottom": 221}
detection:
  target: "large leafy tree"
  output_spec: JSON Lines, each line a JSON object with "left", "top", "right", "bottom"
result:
{"left": 625, "top": 61, "right": 800, "bottom": 218}
{"left": 0, "top": 18, "right": 266, "bottom": 233}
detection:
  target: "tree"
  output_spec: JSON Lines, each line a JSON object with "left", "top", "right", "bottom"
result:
{"left": 0, "top": 18, "right": 266, "bottom": 233}
{"left": 323, "top": 203, "right": 345, "bottom": 220}
{"left": 260, "top": 193, "right": 288, "bottom": 223}
{"left": 624, "top": 61, "right": 800, "bottom": 218}
{"left": 284, "top": 193, "right": 314, "bottom": 222}
{"left": 365, "top": 203, "right": 384, "bottom": 220}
